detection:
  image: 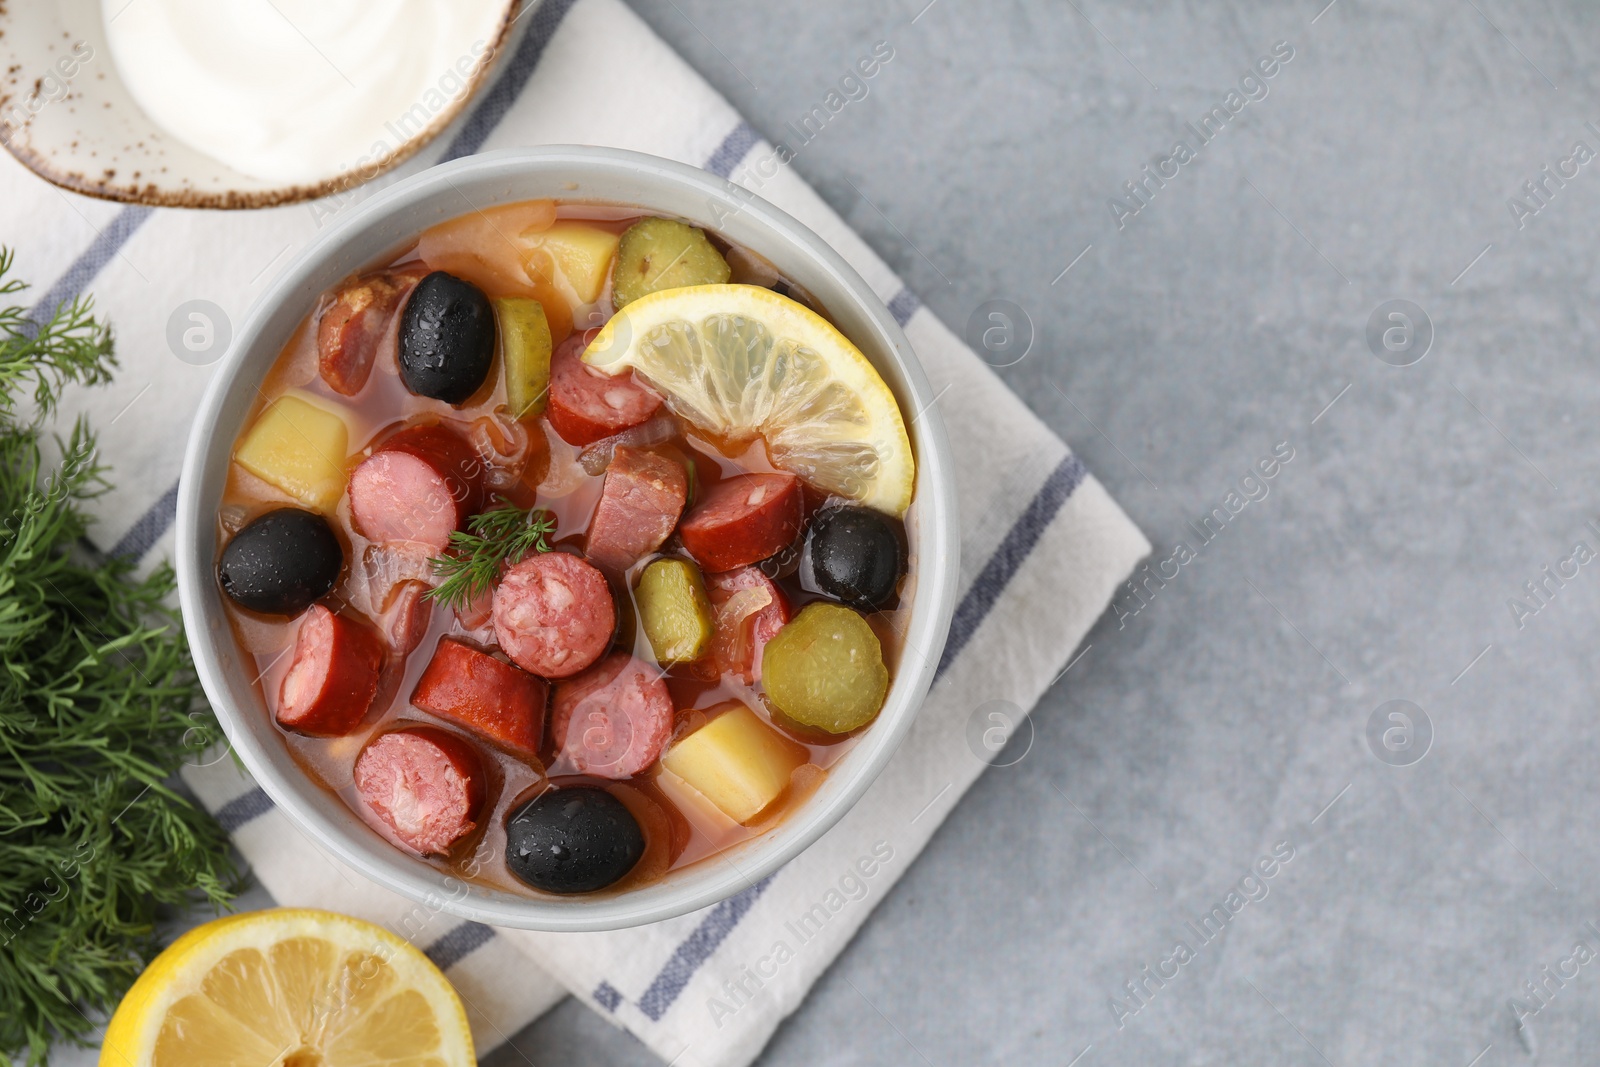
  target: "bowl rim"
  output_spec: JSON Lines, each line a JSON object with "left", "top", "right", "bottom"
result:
{"left": 0, "top": 0, "right": 522, "bottom": 209}
{"left": 177, "top": 145, "right": 960, "bottom": 931}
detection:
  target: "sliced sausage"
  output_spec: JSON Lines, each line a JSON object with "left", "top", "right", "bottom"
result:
{"left": 550, "top": 652, "right": 674, "bottom": 779}
{"left": 706, "top": 567, "right": 792, "bottom": 684}
{"left": 585, "top": 446, "right": 688, "bottom": 570}
{"left": 410, "top": 637, "right": 548, "bottom": 757}
{"left": 377, "top": 579, "right": 433, "bottom": 657}
{"left": 353, "top": 726, "right": 486, "bottom": 855}
{"left": 349, "top": 422, "right": 485, "bottom": 552}
{"left": 492, "top": 552, "right": 615, "bottom": 678}
{"left": 547, "top": 329, "right": 663, "bottom": 447}
{"left": 454, "top": 584, "right": 495, "bottom": 632}
{"left": 679, "top": 474, "right": 804, "bottom": 573}
{"left": 317, "top": 267, "right": 427, "bottom": 396}
{"left": 358, "top": 542, "right": 436, "bottom": 598}
{"left": 276, "top": 605, "right": 385, "bottom": 736}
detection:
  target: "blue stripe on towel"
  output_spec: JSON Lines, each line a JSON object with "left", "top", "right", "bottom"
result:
{"left": 937, "top": 453, "right": 1087, "bottom": 678}
{"left": 109, "top": 479, "right": 179, "bottom": 560}
{"left": 25, "top": 206, "right": 153, "bottom": 325}
{"left": 593, "top": 980, "right": 623, "bottom": 1012}
{"left": 425, "top": 921, "right": 497, "bottom": 971}
{"left": 887, "top": 287, "right": 920, "bottom": 327}
{"left": 214, "top": 786, "right": 275, "bottom": 832}
{"left": 705, "top": 121, "right": 760, "bottom": 179}
{"left": 635, "top": 874, "right": 776, "bottom": 1021}
{"left": 438, "top": 0, "right": 581, "bottom": 163}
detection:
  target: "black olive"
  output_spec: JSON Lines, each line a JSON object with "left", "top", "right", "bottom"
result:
{"left": 505, "top": 787, "right": 644, "bottom": 894}
{"left": 218, "top": 508, "right": 343, "bottom": 615}
{"left": 398, "top": 271, "right": 495, "bottom": 404}
{"left": 803, "top": 505, "right": 906, "bottom": 610}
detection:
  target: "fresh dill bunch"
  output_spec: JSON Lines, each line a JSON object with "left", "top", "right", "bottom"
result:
{"left": 0, "top": 248, "right": 114, "bottom": 421}
{"left": 425, "top": 497, "right": 556, "bottom": 610}
{"left": 0, "top": 252, "right": 240, "bottom": 1067}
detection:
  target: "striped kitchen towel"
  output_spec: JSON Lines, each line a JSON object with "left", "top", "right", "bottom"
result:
{"left": 7, "top": 0, "right": 1149, "bottom": 1064}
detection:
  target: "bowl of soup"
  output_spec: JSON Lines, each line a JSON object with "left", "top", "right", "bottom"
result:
{"left": 177, "top": 146, "right": 959, "bottom": 931}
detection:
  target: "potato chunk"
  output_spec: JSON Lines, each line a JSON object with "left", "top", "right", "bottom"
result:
{"left": 233, "top": 393, "right": 351, "bottom": 512}
{"left": 662, "top": 703, "right": 807, "bottom": 824}
{"left": 525, "top": 221, "right": 622, "bottom": 305}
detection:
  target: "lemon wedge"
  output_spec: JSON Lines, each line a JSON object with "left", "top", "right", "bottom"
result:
{"left": 582, "top": 284, "right": 915, "bottom": 516}
{"left": 100, "top": 909, "right": 473, "bottom": 1067}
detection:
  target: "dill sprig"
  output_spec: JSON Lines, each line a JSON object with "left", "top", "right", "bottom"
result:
{"left": 425, "top": 497, "right": 556, "bottom": 610}
{"left": 0, "top": 251, "right": 240, "bottom": 1066}
{"left": 0, "top": 248, "right": 114, "bottom": 418}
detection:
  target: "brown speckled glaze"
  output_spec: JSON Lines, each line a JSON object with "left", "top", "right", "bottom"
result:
{"left": 0, "top": 0, "right": 523, "bottom": 210}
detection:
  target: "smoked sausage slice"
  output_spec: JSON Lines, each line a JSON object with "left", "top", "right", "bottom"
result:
{"left": 705, "top": 567, "right": 791, "bottom": 684}
{"left": 377, "top": 579, "right": 433, "bottom": 658}
{"left": 317, "top": 267, "right": 426, "bottom": 396}
{"left": 276, "top": 605, "right": 384, "bottom": 736}
{"left": 349, "top": 422, "right": 485, "bottom": 552}
{"left": 585, "top": 446, "right": 688, "bottom": 571}
{"left": 353, "top": 726, "right": 486, "bottom": 855}
{"left": 454, "top": 584, "right": 494, "bottom": 632}
{"left": 411, "top": 637, "right": 548, "bottom": 757}
{"left": 550, "top": 652, "right": 674, "bottom": 779}
{"left": 492, "top": 552, "right": 615, "bottom": 678}
{"left": 547, "top": 329, "right": 663, "bottom": 447}
{"left": 679, "top": 473, "right": 803, "bottom": 573}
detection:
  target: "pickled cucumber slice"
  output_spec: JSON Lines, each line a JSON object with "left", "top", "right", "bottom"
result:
{"left": 613, "top": 218, "right": 731, "bottom": 307}
{"left": 637, "top": 558, "right": 714, "bottom": 663}
{"left": 495, "top": 296, "right": 552, "bottom": 419}
{"left": 761, "top": 602, "right": 888, "bottom": 734}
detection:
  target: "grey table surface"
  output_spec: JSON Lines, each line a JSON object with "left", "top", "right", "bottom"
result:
{"left": 484, "top": 1, "right": 1600, "bottom": 1065}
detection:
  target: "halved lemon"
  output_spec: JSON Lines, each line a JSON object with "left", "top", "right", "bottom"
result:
{"left": 100, "top": 909, "right": 473, "bottom": 1067}
{"left": 582, "top": 284, "right": 915, "bottom": 516}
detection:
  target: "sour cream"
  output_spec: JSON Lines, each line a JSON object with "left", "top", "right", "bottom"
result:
{"left": 101, "top": 0, "right": 509, "bottom": 185}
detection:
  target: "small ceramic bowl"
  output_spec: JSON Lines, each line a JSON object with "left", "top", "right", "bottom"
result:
{"left": 177, "top": 147, "right": 961, "bottom": 931}
{"left": 0, "top": 0, "right": 521, "bottom": 208}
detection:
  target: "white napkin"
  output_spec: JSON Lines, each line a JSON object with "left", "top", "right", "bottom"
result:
{"left": 5, "top": 1, "right": 1149, "bottom": 1063}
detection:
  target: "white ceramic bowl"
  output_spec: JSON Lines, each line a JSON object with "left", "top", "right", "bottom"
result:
{"left": 0, "top": 0, "right": 520, "bottom": 208}
{"left": 177, "top": 147, "right": 960, "bottom": 931}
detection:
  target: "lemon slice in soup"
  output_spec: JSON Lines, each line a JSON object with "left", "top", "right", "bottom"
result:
{"left": 581, "top": 284, "right": 915, "bottom": 516}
